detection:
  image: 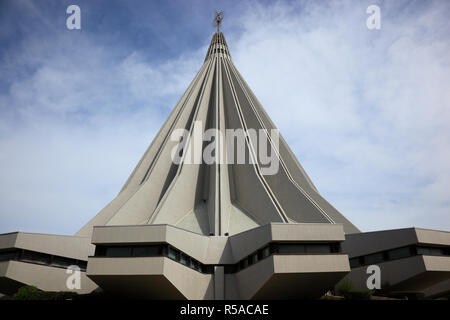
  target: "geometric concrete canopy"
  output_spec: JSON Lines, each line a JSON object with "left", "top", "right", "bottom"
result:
{"left": 76, "top": 30, "right": 359, "bottom": 239}
{"left": 87, "top": 223, "right": 350, "bottom": 299}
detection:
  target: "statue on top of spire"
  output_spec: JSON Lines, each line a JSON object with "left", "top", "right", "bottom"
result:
{"left": 214, "top": 10, "right": 224, "bottom": 32}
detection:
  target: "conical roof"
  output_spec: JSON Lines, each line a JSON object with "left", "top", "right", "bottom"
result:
{"left": 76, "top": 31, "right": 359, "bottom": 237}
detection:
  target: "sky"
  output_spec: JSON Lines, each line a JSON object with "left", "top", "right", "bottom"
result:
{"left": 0, "top": 0, "right": 449, "bottom": 235}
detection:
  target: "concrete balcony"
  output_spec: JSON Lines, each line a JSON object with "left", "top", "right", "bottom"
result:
{"left": 233, "top": 254, "right": 350, "bottom": 299}
{"left": 87, "top": 256, "right": 213, "bottom": 299}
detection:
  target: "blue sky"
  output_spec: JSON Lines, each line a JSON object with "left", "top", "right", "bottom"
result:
{"left": 0, "top": 0, "right": 449, "bottom": 235}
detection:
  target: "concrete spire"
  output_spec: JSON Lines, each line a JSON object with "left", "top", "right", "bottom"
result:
{"left": 76, "top": 31, "right": 359, "bottom": 237}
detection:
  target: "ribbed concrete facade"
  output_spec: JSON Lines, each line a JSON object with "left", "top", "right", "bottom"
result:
{"left": 76, "top": 31, "right": 359, "bottom": 239}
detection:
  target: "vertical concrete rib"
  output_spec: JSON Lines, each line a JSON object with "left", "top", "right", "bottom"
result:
{"left": 214, "top": 55, "right": 221, "bottom": 235}
{"left": 221, "top": 58, "right": 288, "bottom": 224}
{"left": 148, "top": 57, "right": 217, "bottom": 228}
{"left": 225, "top": 61, "right": 333, "bottom": 224}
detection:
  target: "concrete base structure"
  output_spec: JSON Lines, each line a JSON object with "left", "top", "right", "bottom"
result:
{"left": 339, "top": 228, "right": 450, "bottom": 298}
{"left": 87, "top": 223, "right": 349, "bottom": 299}
{"left": 0, "top": 232, "right": 97, "bottom": 295}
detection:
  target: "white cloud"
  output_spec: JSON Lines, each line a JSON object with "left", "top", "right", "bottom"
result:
{"left": 0, "top": 29, "right": 203, "bottom": 234}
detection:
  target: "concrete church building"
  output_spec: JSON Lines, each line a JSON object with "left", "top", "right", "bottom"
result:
{"left": 1, "top": 19, "right": 450, "bottom": 299}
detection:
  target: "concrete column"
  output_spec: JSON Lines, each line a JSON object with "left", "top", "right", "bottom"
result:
{"left": 214, "top": 266, "right": 224, "bottom": 300}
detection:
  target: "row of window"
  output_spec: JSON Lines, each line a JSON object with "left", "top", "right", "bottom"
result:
{"left": 94, "top": 242, "right": 341, "bottom": 274}
{"left": 211, "top": 34, "right": 227, "bottom": 47}
{"left": 208, "top": 48, "right": 229, "bottom": 57}
{"left": 226, "top": 243, "right": 341, "bottom": 274}
{"left": 94, "top": 244, "right": 213, "bottom": 274}
{"left": 349, "top": 245, "right": 450, "bottom": 268}
{"left": 0, "top": 249, "right": 87, "bottom": 271}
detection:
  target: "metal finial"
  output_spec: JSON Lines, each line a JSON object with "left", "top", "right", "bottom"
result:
{"left": 214, "top": 10, "right": 224, "bottom": 32}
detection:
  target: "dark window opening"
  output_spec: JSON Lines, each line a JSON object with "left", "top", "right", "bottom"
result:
{"left": 93, "top": 241, "right": 345, "bottom": 275}
{"left": 349, "top": 257, "right": 361, "bottom": 268}
{"left": 21, "top": 251, "right": 51, "bottom": 265}
{"left": 51, "top": 256, "right": 74, "bottom": 268}
{"left": 0, "top": 250, "right": 19, "bottom": 262}
{"left": 349, "top": 244, "right": 450, "bottom": 269}
{"left": 0, "top": 248, "right": 86, "bottom": 271}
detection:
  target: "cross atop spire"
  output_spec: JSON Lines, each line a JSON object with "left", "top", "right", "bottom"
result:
{"left": 215, "top": 10, "right": 224, "bottom": 32}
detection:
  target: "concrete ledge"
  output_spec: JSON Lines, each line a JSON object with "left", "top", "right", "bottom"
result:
{"left": 0, "top": 260, "right": 97, "bottom": 295}
{"left": 90, "top": 223, "right": 347, "bottom": 265}
{"left": 342, "top": 255, "right": 450, "bottom": 292}
{"left": 87, "top": 256, "right": 214, "bottom": 299}
{"left": 91, "top": 224, "right": 229, "bottom": 264}
{"left": 0, "top": 232, "right": 94, "bottom": 261}
{"left": 416, "top": 228, "right": 450, "bottom": 247}
{"left": 343, "top": 227, "right": 450, "bottom": 258}
{"left": 234, "top": 254, "right": 349, "bottom": 299}
{"left": 230, "top": 223, "right": 345, "bottom": 261}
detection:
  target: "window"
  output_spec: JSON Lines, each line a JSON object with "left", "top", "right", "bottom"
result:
{"left": 95, "top": 246, "right": 106, "bottom": 256}
{"left": 90, "top": 241, "right": 349, "bottom": 274}
{"left": 0, "top": 250, "right": 18, "bottom": 262}
{"left": 51, "top": 256, "right": 73, "bottom": 268}
{"left": 274, "top": 243, "right": 335, "bottom": 254}
{"left": 168, "top": 247, "right": 178, "bottom": 260}
{"left": 417, "top": 247, "right": 444, "bottom": 256}
{"left": 132, "top": 246, "right": 160, "bottom": 257}
{"left": 191, "top": 259, "right": 200, "bottom": 271}
{"left": 20, "top": 251, "right": 50, "bottom": 265}
{"left": 349, "top": 257, "right": 361, "bottom": 268}
{"left": 224, "top": 264, "right": 237, "bottom": 274}
{"left": 0, "top": 249, "right": 87, "bottom": 271}
{"left": 106, "top": 247, "right": 132, "bottom": 257}
{"left": 387, "top": 247, "right": 413, "bottom": 260}
{"left": 180, "top": 253, "right": 189, "bottom": 266}
{"left": 364, "top": 252, "right": 385, "bottom": 265}
{"left": 78, "top": 261, "right": 88, "bottom": 271}
{"left": 305, "top": 244, "right": 331, "bottom": 254}
{"left": 277, "top": 244, "right": 306, "bottom": 254}
{"left": 262, "top": 246, "right": 270, "bottom": 258}
{"left": 201, "top": 265, "right": 214, "bottom": 274}
{"left": 417, "top": 247, "right": 429, "bottom": 255}
{"left": 330, "top": 243, "right": 341, "bottom": 253}
{"left": 429, "top": 247, "right": 444, "bottom": 256}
